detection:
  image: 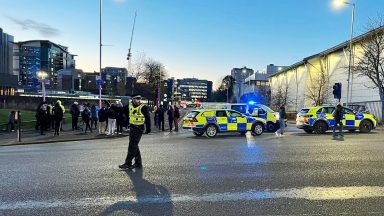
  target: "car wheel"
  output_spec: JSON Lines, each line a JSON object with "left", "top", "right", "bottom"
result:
{"left": 266, "top": 122, "right": 276, "bottom": 132}
{"left": 314, "top": 121, "right": 327, "bottom": 134}
{"left": 251, "top": 123, "right": 264, "bottom": 136}
{"left": 205, "top": 124, "right": 218, "bottom": 138}
{"left": 193, "top": 131, "right": 204, "bottom": 136}
{"left": 359, "top": 120, "right": 373, "bottom": 133}
{"left": 304, "top": 129, "right": 313, "bottom": 134}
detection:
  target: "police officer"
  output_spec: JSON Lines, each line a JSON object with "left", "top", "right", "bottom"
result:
{"left": 119, "top": 94, "right": 151, "bottom": 169}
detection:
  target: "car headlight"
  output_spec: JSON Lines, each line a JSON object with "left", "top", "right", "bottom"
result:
{"left": 275, "top": 113, "right": 280, "bottom": 120}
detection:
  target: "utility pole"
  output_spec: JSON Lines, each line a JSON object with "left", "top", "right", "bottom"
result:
{"left": 127, "top": 11, "right": 137, "bottom": 96}
{"left": 99, "top": 0, "right": 102, "bottom": 108}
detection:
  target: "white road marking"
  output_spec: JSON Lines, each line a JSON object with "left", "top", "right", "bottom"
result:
{"left": 1, "top": 186, "right": 384, "bottom": 210}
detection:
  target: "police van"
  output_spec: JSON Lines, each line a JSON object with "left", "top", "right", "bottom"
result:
{"left": 198, "top": 102, "right": 281, "bottom": 132}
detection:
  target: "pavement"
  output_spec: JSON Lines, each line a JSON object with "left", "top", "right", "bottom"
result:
{"left": 0, "top": 110, "right": 188, "bottom": 146}
{"left": 1, "top": 125, "right": 384, "bottom": 215}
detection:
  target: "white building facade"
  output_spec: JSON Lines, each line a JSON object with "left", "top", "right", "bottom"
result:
{"left": 269, "top": 27, "right": 383, "bottom": 121}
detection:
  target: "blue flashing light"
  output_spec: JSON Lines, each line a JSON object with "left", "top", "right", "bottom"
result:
{"left": 248, "top": 101, "right": 257, "bottom": 105}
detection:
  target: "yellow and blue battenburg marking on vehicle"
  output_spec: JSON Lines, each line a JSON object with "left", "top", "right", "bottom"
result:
{"left": 182, "top": 109, "right": 266, "bottom": 138}
{"left": 296, "top": 106, "right": 377, "bottom": 134}
{"left": 198, "top": 102, "right": 281, "bottom": 132}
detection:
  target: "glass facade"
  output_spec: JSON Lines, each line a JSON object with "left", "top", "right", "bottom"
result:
{"left": 16, "top": 41, "right": 75, "bottom": 89}
{"left": 169, "top": 78, "right": 212, "bottom": 102}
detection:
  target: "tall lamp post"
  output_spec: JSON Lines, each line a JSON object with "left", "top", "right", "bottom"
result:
{"left": 37, "top": 71, "right": 47, "bottom": 102}
{"left": 99, "top": 0, "right": 103, "bottom": 108}
{"left": 333, "top": 0, "right": 355, "bottom": 107}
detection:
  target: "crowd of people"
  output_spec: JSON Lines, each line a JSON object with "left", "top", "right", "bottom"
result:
{"left": 30, "top": 99, "right": 182, "bottom": 136}
{"left": 34, "top": 100, "right": 65, "bottom": 136}
{"left": 153, "top": 105, "right": 180, "bottom": 132}
{"left": 69, "top": 100, "right": 130, "bottom": 135}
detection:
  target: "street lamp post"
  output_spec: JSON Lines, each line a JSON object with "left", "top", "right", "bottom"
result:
{"left": 157, "top": 67, "right": 162, "bottom": 107}
{"left": 99, "top": 0, "right": 103, "bottom": 108}
{"left": 333, "top": 0, "right": 355, "bottom": 107}
{"left": 37, "top": 71, "right": 47, "bottom": 102}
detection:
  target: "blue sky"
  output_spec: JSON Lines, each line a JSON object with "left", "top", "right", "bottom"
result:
{"left": 1, "top": 0, "right": 383, "bottom": 88}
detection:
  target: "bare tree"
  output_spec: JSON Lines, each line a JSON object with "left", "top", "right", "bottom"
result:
{"left": 142, "top": 59, "right": 167, "bottom": 102}
{"left": 305, "top": 56, "right": 332, "bottom": 106}
{"left": 271, "top": 81, "right": 289, "bottom": 110}
{"left": 128, "top": 52, "right": 148, "bottom": 81}
{"left": 354, "top": 18, "right": 384, "bottom": 122}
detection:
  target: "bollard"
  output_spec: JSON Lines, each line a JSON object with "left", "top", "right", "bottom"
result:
{"left": 17, "top": 110, "right": 21, "bottom": 142}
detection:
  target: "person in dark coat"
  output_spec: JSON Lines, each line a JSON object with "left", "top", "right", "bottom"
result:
{"left": 173, "top": 105, "right": 180, "bottom": 132}
{"left": 167, "top": 106, "right": 175, "bottom": 132}
{"left": 90, "top": 104, "right": 98, "bottom": 129}
{"left": 82, "top": 105, "right": 92, "bottom": 133}
{"left": 122, "top": 103, "right": 129, "bottom": 129}
{"left": 119, "top": 94, "right": 151, "bottom": 170}
{"left": 332, "top": 103, "right": 344, "bottom": 137}
{"left": 8, "top": 111, "right": 16, "bottom": 132}
{"left": 70, "top": 102, "right": 80, "bottom": 131}
{"left": 35, "top": 102, "right": 43, "bottom": 130}
{"left": 53, "top": 102, "right": 64, "bottom": 136}
{"left": 98, "top": 102, "right": 108, "bottom": 134}
{"left": 116, "top": 101, "right": 124, "bottom": 135}
{"left": 38, "top": 104, "right": 48, "bottom": 135}
{"left": 157, "top": 105, "right": 165, "bottom": 131}
{"left": 107, "top": 103, "right": 117, "bottom": 135}
{"left": 275, "top": 105, "right": 287, "bottom": 137}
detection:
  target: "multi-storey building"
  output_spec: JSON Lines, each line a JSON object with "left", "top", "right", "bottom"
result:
{"left": 0, "top": 28, "right": 17, "bottom": 96}
{"left": 101, "top": 67, "right": 128, "bottom": 95}
{"left": 231, "top": 67, "right": 254, "bottom": 100}
{"left": 13, "top": 40, "right": 76, "bottom": 89}
{"left": 167, "top": 78, "right": 212, "bottom": 102}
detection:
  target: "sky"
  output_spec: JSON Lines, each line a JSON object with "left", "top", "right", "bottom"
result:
{"left": 1, "top": 0, "right": 384, "bottom": 89}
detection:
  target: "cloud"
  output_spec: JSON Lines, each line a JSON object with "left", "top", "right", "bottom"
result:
{"left": 7, "top": 16, "right": 60, "bottom": 37}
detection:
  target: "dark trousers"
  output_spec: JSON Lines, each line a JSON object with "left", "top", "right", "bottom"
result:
{"left": 72, "top": 116, "right": 78, "bottom": 130}
{"left": 8, "top": 122, "right": 15, "bottom": 131}
{"left": 54, "top": 119, "right": 61, "bottom": 135}
{"left": 91, "top": 118, "right": 98, "bottom": 129}
{"left": 158, "top": 119, "right": 165, "bottom": 131}
{"left": 333, "top": 120, "right": 343, "bottom": 135}
{"left": 168, "top": 118, "right": 174, "bottom": 131}
{"left": 116, "top": 119, "right": 123, "bottom": 133}
{"left": 174, "top": 117, "right": 179, "bottom": 132}
{"left": 125, "top": 126, "right": 143, "bottom": 165}
{"left": 40, "top": 119, "right": 46, "bottom": 135}
{"left": 84, "top": 120, "right": 92, "bottom": 133}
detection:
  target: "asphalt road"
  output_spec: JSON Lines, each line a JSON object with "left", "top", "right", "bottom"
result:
{"left": 1, "top": 126, "right": 384, "bottom": 215}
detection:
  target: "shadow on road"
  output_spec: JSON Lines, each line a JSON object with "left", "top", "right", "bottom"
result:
{"left": 100, "top": 168, "right": 173, "bottom": 216}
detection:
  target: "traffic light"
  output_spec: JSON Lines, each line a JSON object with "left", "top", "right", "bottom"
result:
{"left": 333, "top": 83, "right": 342, "bottom": 100}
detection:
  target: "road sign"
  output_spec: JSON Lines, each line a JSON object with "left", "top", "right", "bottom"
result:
{"left": 97, "top": 79, "right": 103, "bottom": 86}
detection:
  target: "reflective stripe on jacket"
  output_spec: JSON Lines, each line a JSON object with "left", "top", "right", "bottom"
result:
{"left": 129, "top": 104, "right": 145, "bottom": 125}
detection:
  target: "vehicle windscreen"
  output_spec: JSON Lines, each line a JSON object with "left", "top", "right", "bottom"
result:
{"left": 231, "top": 105, "right": 247, "bottom": 114}
{"left": 299, "top": 108, "right": 310, "bottom": 114}
{"left": 258, "top": 104, "right": 275, "bottom": 113}
{"left": 186, "top": 111, "right": 200, "bottom": 118}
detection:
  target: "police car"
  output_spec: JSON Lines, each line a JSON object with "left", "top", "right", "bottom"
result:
{"left": 199, "top": 102, "right": 281, "bottom": 132}
{"left": 182, "top": 109, "right": 266, "bottom": 138}
{"left": 296, "top": 106, "right": 377, "bottom": 134}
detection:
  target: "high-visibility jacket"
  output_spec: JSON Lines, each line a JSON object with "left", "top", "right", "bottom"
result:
{"left": 129, "top": 104, "right": 145, "bottom": 125}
